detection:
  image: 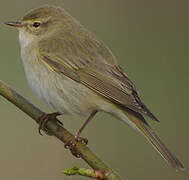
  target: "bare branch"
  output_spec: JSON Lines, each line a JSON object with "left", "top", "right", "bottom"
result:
{"left": 0, "top": 80, "right": 123, "bottom": 180}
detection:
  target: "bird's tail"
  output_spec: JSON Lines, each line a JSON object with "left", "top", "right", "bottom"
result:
{"left": 118, "top": 107, "right": 184, "bottom": 170}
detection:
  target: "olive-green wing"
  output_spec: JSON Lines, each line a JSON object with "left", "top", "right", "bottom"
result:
{"left": 38, "top": 36, "right": 159, "bottom": 121}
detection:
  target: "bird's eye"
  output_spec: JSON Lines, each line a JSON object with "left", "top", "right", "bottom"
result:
{"left": 33, "top": 22, "right": 41, "bottom": 28}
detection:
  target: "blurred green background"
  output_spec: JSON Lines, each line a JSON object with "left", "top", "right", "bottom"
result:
{"left": 0, "top": 0, "right": 188, "bottom": 179}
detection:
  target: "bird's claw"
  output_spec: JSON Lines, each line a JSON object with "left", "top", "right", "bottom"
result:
{"left": 38, "top": 112, "right": 62, "bottom": 135}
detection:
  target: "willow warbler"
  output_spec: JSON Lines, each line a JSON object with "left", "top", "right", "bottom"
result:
{"left": 5, "top": 5, "right": 184, "bottom": 170}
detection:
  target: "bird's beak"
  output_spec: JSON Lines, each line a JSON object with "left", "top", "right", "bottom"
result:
{"left": 4, "top": 21, "right": 24, "bottom": 28}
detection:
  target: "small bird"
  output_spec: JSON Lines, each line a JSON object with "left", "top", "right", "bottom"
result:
{"left": 5, "top": 5, "right": 184, "bottom": 170}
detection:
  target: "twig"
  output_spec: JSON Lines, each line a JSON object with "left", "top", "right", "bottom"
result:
{"left": 63, "top": 165, "right": 109, "bottom": 179}
{"left": 0, "top": 80, "right": 123, "bottom": 180}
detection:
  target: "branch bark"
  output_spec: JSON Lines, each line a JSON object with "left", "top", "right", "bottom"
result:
{"left": 0, "top": 80, "right": 123, "bottom": 180}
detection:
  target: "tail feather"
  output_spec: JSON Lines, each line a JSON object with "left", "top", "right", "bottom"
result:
{"left": 139, "top": 121, "right": 184, "bottom": 170}
{"left": 121, "top": 109, "right": 184, "bottom": 171}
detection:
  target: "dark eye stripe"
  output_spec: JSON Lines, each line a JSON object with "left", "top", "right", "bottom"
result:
{"left": 33, "top": 22, "right": 40, "bottom": 28}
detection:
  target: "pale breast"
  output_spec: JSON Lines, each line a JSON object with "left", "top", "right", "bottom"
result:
{"left": 20, "top": 44, "right": 100, "bottom": 116}
{"left": 18, "top": 30, "right": 115, "bottom": 117}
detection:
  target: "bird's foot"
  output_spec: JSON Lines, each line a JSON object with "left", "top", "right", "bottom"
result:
{"left": 64, "top": 136, "right": 88, "bottom": 158}
{"left": 38, "top": 112, "right": 62, "bottom": 135}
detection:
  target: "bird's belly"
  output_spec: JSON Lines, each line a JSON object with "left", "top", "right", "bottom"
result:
{"left": 22, "top": 59, "right": 98, "bottom": 117}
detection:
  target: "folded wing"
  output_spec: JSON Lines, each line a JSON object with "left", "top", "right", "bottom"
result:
{"left": 38, "top": 34, "right": 159, "bottom": 121}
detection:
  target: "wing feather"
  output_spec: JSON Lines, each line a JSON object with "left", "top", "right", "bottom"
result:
{"left": 39, "top": 35, "right": 159, "bottom": 121}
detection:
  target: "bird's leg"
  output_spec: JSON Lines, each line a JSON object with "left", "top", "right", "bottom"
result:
{"left": 38, "top": 112, "right": 62, "bottom": 135}
{"left": 64, "top": 110, "right": 98, "bottom": 157}
{"left": 75, "top": 111, "right": 98, "bottom": 141}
